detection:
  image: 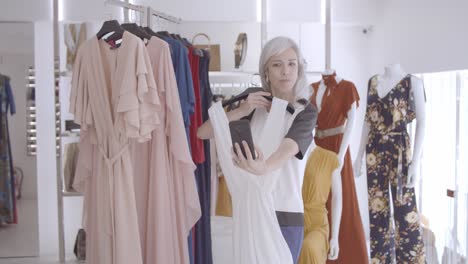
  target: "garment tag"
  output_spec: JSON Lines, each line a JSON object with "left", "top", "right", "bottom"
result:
{"left": 108, "top": 39, "right": 117, "bottom": 49}
{"left": 108, "top": 38, "right": 122, "bottom": 50}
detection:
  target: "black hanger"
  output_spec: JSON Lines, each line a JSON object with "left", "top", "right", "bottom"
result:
{"left": 222, "top": 87, "right": 295, "bottom": 114}
{"left": 157, "top": 31, "right": 173, "bottom": 39}
{"left": 143, "top": 27, "right": 164, "bottom": 39}
{"left": 96, "top": 20, "right": 124, "bottom": 40}
{"left": 183, "top": 37, "right": 191, "bottom": 45}
{"left": 96, "top": 20, "right": 124, "bottom": 49}
{"left": 170, "top": 33, "right": 183, "bottom": 41}
{"left": 121, "top": 23, "right": 152, "bottom": 41}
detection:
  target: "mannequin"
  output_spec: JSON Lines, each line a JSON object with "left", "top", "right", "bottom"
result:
{"left": 354, "top": 63, "right": 426, "bottom": 263}
{"left": 355, "top": 63, "right": 426, "bottom": 187}
{"left": 315, "top": 70, "right": 347, "bottom": 259}
{"left": 305, "top": 70, "right": 369, "bottom": 264}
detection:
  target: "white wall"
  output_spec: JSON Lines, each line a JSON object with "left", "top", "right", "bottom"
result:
{"left": 134, "top": 0, "right": 257, "bottom": 22}
{"left": 371, "top": 0, "right": 468, "bottom": 74}
{"left": 178, "top": 22, "right": 261, "bottom": 72}
{"left": 0, "top": 24, "right": 34, "bottom": 55}
{"left": 333, "top": 0, "right": 378, "bottom": 25}
{"left": 34, "top": 21, "right": 59, "bottom": 257}
{"left": 268, "top": 0, "right": 320, "bottom": 22}
{"left": 0, "top": 0, "right": 52, "bottom": 22}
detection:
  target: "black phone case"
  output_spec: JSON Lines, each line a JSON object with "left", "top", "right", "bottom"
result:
{"left": 229, "top": 120, "right": 256, "bottom": 160}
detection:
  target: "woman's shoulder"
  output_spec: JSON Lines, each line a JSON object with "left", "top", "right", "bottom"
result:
{"left": 293, "top": 98, "right": 317, "bottom": 122}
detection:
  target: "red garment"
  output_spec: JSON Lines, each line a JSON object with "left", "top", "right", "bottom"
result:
{"left": 188, "top": 47, "right": 205, "bottom": 164}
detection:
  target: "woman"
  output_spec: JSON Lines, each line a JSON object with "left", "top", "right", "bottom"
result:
{"left": 198, "top": 36, "right": 317, "bottom": 263}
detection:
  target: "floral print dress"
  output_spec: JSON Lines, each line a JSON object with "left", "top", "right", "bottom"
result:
{"left": 365, "top": 74, "right": 425, "bottom": 264}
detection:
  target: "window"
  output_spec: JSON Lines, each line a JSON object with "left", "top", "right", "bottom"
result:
{"left": 416, "top": 70, "right": 468, "bottom": 262}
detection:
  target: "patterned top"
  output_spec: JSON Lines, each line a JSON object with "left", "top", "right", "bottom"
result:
{"left": 365, "top": 74, "right": 416, "bottom": 133}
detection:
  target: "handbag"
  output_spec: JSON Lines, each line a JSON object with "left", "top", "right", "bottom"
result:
{"left": 73, "top": 228, "right": 86, "bottom": 261}
{"left": 193, "top": 33, "right": 221, "bottom": 71}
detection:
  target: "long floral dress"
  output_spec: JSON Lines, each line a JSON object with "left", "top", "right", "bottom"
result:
{"left": 365, "top": 74, "right": 425, "bottom": 264}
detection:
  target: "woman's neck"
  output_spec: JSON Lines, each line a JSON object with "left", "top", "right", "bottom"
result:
{"left": 273, "top": 91, "right": 295, "bottom": 103}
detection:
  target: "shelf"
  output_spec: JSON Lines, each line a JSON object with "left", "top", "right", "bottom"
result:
{"left": 62, "top": 191, "right": 83, "bottom": 197}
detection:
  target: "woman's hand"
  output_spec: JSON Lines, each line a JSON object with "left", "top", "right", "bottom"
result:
{"left": 237, "top": 91, "right": 272, "bottom": 116}
{"left": 232, "top": 141, "right": 268, "bottom": 175}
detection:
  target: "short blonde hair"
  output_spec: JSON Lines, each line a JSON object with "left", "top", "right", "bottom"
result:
{"left": 259, "top": 36, "right": 308, "bottom": 100}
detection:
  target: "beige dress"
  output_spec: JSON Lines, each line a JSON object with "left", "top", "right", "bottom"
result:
{"left": 130, "top": 36, "right": 201, "bottom": 264}
{"left": 70, "top": 31, "right": 160, "bottom": 264}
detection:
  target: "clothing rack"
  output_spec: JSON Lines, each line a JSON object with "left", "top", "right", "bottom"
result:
{"left": 209, "top": 72, "right": 261, "bottom": 97}
{"left": 56, "top": 2, "right": 182, "bottom": 262}
{"left": 105, "top": 0, "right": 147, "bottom": 25}
{"left": 147, "top": 6, "right": 182, "bottom": 26}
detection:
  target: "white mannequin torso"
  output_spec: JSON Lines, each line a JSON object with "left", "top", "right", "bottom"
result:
{"left": 375, "top": 64, "right": 408, "bottom": 98}
{"left": 355, "top": 63, "right": 426, "bottom": 187}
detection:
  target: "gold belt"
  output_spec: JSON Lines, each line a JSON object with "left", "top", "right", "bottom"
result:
{"left": 315, "top": 125, "right": 346, "bottom": 139}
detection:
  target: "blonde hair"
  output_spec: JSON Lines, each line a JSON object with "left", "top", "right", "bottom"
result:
{"left": 259, "top": 36, "right": 308, "bottom": 100}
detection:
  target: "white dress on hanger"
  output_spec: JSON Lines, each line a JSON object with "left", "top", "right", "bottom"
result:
{"left": 209, "top": 99, "right": 295, "bottom": 264}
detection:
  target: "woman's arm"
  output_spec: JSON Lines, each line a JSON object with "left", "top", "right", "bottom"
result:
{"left": 197, "top": 91, "right": 271, "bottom": 140}
{"left": 233, "top": 138, "right": 299, "bottom": 175}
{"left": 233, "top": 101, "right": 316, "bottom": 175}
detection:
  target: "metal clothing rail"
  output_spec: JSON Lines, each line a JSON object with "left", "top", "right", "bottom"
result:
{"left": 105, "top": 0, "right": 147, "bottom": 24}
{"left": 147, "top": 6, "right": 182, "bottom": 26}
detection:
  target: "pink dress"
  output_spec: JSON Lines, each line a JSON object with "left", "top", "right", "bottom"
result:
{"left": 129, "top": 36, "right": 201, "bottom": 264}
{"left": 70, "top": 32, "right": 160, "bottom": 264}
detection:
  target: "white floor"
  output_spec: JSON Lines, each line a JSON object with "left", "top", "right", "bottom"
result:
{"left": 0, "top": 256, "right": 80, "bottom": 264}
{"left": 0, "top": 199, "right": 39, "bottom": 258}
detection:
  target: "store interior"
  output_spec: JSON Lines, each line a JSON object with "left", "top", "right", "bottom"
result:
{"left": 0, "top": 0, "right": 467, "bottom": 263}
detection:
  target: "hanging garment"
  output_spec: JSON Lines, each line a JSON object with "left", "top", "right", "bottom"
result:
{"left": 188, "top": 47, "right": 205, "bottom": 164}
{"left": 365, "top": 75, "right": 425, "bottom": 264}
{"left": 64, "top": 23, "right": 87, "bottom": 71}
{"left": 193, "top": 48, "right": 213, "bottom": 264}
{"left": 298, "top": 146, "right": 339, "bottom": 264}
{"left": 162, "top": 37, "right": 198, "bottom": 264}
{"left": 70, "top": 31, "right": 160, "bottom": 264}
{"left": 162, "top": 37, "right": 195, "bottom": 131}
{"left": 310, "top": 76, "right": 369, "bottom": 264}
{"left": 63, "top": 142, "right": 79, "bottom": 192}
{"left": 128, "top": 36, "right": 201, "bottom": 264}
{"left": 0, "top": 74, "right": 17, "bottom": 224}
{"left": 209, "top": 99, "right": 294, "bottom": 264}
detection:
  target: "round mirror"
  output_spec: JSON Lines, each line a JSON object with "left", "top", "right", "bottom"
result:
{"left": 234, "top": 33, "right": 247, "bottom": 69}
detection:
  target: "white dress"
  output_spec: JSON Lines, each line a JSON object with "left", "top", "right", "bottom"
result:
{"left": 209, "top": 99, "right": 294, "bottom": 264}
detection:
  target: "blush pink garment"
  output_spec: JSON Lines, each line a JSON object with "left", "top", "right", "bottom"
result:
{"left": 130, "top": 37, "right": 201, "bottom": 264}
{"left": 70, "top": 31, "right": 160, "bottom": 264}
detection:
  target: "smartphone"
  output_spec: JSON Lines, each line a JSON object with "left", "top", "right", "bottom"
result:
{"left": 229, "top": 120, "right": 256, "bottom": 160}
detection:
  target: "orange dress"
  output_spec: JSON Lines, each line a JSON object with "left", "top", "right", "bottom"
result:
{"left": 310, "top": 75, "right": 369, "bottom": 264}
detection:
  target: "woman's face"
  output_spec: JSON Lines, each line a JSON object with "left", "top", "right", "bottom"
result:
{"left": 266, "top": 48, "right": 299, "bottom": 98}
